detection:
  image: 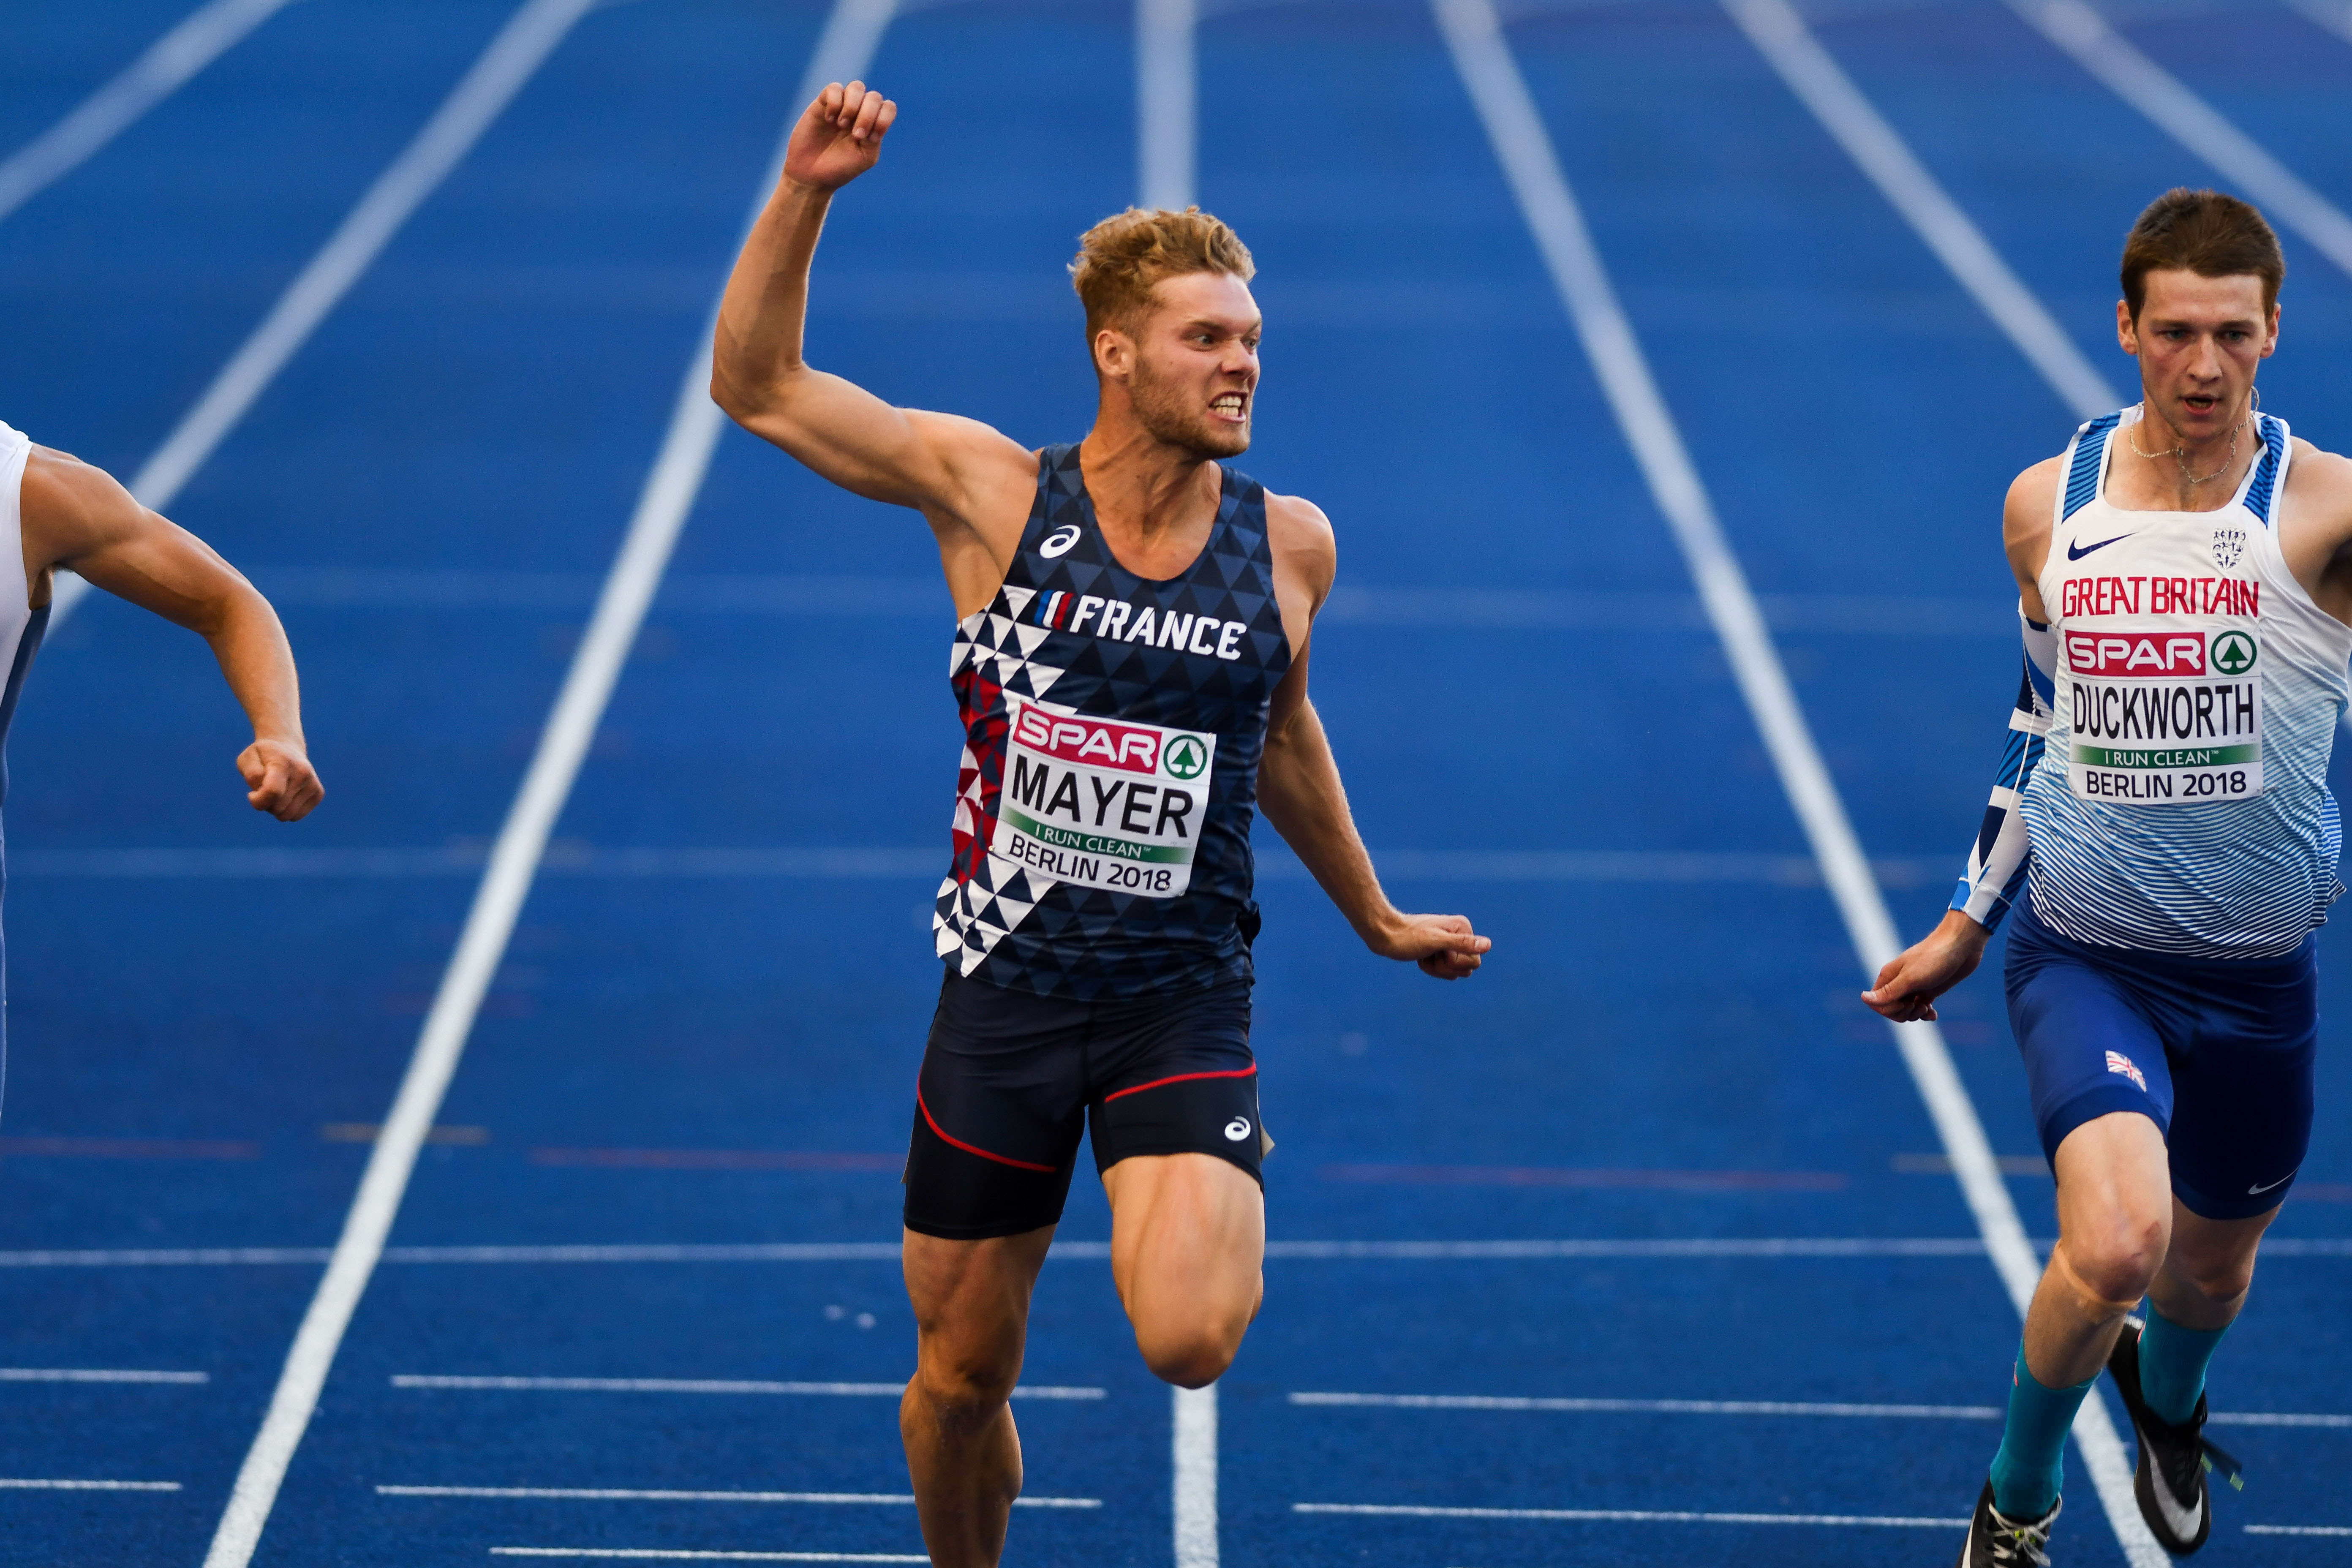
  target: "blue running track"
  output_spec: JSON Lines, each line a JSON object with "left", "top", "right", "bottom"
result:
{"left": 0, "top": 1, "right": 2347, "bottom": 1563}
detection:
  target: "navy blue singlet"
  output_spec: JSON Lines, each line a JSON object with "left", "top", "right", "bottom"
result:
{"left": 934, "top": 444, "right": 1292, "bottom": 1000}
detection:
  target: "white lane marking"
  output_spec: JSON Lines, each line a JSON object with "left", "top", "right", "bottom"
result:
{"left": 2247, "top": 1524, "right": 2352, "bottom": 1535}
{"left": 1138, "top": 0, "right": 1196, "bottom": 209}
{"left": 2283, "top": 0, "right": 2352, "bottom": 44}
{"left": 1174, "top": 1384, "right": 1219, "bottom": 1568}
{"left": 53, "top": 0, "right": 602, "bottom": 630}
{"left": 0, "top": 1477, "right": 182, "bottom": 1491}
{"left": 1296, "top": 1503, "right": 1965, "bottom": 1527}
{"left": 378, "top": 1486, "right": 1099, "bottom": 1508}
{"left": 1291, "top": 1391, "right": 1999, "bottom": 1419}
{"left": 0, "top": 1367, "right": 207, "bottom": 1383}
{"left": 2208, "top": 1411, "right": 2352, "bottom": 1428}
{"left": 195, "top": 7, "right": 901, "bottom": 1565}
{"left": 389, "top": 1375, "right": 1104, "bottom": 1399}
{"left": 1720, "top": 0, "right": 2120, "bottom": 419}
{"left": 1429, "top": 4, "right": 2164, "bottom": 1566}
{"left": 2011, "top": 0, "right": 2352, "bottom": 281}
{"left": 0, "top": 0, "right": 300, "bottom": 226}
{"left": 490, "top": 1554, "right": 929, "bottom": 1563}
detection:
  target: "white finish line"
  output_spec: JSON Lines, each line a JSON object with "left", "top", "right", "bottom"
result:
{"left": 58, "top": 0, "right": 604, "bottom": 631}
{"left": 0, "top": 0, "right": 299, "bottom": 227}
{"left": 1296, "top": 1502, "right": 1965, "bottom": 1528}
{"left": 1432, "top": 3, "right": 2162, "bottom": 1563}
{"left": 195, "top": 4, "right": 901, "bottom": 1564}
{"left": 390, "top": 1375, "right": 1102, "bottom": 1399}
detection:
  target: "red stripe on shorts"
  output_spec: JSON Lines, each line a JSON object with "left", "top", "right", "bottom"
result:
{"left": 916, "top": 1085, "right": 1059, "bottom": 1172}
{"left": 1101, "top": 1064, "right": 1258, "bottom": 1104}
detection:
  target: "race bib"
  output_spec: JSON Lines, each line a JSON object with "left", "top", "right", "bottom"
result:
{"left": 2065, "top": 625, "right": 2261, "bottom": 805}
{"left": 994, "top": 702, "right": 1216, "bottom": 898}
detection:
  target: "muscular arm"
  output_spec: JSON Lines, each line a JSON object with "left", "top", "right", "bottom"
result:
{"left": 22, "top": 449, "right": 321, "bottom": 819}
{"left": 1254, "top": 496, "right": 1489, "bottom": 980}
{"left": 709, "top": 82, "right": 1032, "bottom": 607}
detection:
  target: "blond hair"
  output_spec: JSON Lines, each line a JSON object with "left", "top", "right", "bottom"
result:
{"left": 1070, "top": 207, "right": 1255, "bottom": 344}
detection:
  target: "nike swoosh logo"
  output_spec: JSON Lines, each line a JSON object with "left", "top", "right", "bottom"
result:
{"left": 2248, "top": 1171, "right": 2297, "bottom": 1195}
{"left": 2067, "top": 532, "right": 2137, "bottom": 560}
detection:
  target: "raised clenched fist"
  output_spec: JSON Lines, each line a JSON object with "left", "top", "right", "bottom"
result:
{"left": 783, "top": 81, "right": 898, "bottom": 192}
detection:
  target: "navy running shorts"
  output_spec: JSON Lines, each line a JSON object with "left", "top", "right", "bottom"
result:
{"left": 902, "top": 967, "right": 1265, "bottom": 1241}
{"left": 2004, "top": 894, "right": 2316, "bottom": 1221}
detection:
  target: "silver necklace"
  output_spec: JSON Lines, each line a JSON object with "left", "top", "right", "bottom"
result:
{"left": 2128, "top": 403, "right": 2248, "bottom": 486}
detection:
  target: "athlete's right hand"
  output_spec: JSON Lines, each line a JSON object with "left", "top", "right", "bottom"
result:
{"left": 783, "top": 81, "right": 897, "bottom": 192}
{"left": 1371, "top": 912, "right": 1492, "bottom": 981}
{"left": 1861, "top": 910, "right": 1989, "bottom": 1022}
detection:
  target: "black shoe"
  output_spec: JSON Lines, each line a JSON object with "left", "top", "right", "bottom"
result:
{"left": 2107, "top": 1318, "right": 2244, "bottom": 1556}
{"left": 1960, "top": 1479, "right": 2059, "bottom": 1567}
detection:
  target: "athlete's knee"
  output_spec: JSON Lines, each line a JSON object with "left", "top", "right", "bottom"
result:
{"left": 2165, "top": 1241, "right": 2258, "bottom": 1308}
{"left": 2055, "top": 1207, "right": 2168, "bottom": 1310}
{"left": 910, "top": 1327, "right": 1024, "bottom": 1425}
{"left": 1134, "top": 1304, "right": 1252, "bottom": 1388}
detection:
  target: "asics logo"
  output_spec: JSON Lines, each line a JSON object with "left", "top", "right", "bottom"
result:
{"left": 2248, "top": 1171, "right": 2297, "bottom": 1195}
{"left": 1224, "top": 1118, "right": 1251, "bottom": 1142}
{"left": 2066, "top": 531, "right": 2137, "bottom": 560}
{"left": 1040, "top": 525, "right": 1082, "bottom": 559}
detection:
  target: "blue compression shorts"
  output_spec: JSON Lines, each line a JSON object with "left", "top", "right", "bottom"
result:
{"left": 2004, "top": 895, "right": 2316, "bottom": 1221}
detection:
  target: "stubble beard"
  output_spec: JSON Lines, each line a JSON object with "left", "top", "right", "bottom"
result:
{"left": 1132, "top": 352, "right": 1249, "bottom": 460}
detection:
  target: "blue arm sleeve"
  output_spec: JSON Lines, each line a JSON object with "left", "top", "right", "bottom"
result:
{"left": 1950, "top": 607, "right": 2056, "bottom": 932}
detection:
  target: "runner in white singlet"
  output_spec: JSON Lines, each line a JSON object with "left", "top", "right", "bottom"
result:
{"left": 0, "top": 425, "right": 322, "bottom": 1112}
{"left": 1868, "top": 191, "right": 2352, "bottom": 1564}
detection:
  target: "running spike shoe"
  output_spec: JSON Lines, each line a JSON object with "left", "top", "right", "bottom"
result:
{"left": 1959, "top": 1480, "right": 2059, "bottom": 1567}
{"left": 2107, "top": 1319, "right": 2245, "bottom": 1555}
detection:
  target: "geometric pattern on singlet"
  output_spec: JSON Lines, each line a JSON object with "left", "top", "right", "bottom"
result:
{"left": 2023, "top": 407, "right": 2350, "bottom": 957}
{"left": 934, "top": 443, "right": 1292, "bottom": 1000}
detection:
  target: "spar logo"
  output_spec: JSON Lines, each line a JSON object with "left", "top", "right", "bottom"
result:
{"left": 1163, "top": 735, "right": 1209, "bottom": 780}
{"left": 2067, "top": 632, "right": 2208, "bottom": 678}
{"left": 1012, "top": 705, "right": 1163, "bottom": 775}
{"left": 2213, "top": 631, "right": 2257, "bottom": 675}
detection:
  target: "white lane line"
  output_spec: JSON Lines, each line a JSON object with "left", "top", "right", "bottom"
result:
{"left": 0, "top": 1477, "right": 182, "bottom": 1491}
{"left": 195, "top": 7, "right": 900, "bottom": 1565}
{"left": 53, "top": 0, "right": 602, "bottom": 631}
{"left": 2208, "top": 1411, "right": 2352, "bottom": 1428}
{"left": 2283, "top": 0, "right": 2352, "bottom": 44}
{"left": 2010, "top": 0, "right": 2352, "bottom": 282}
{"left": 1296, "top": 1502, "right": 1964, "bottom": 1527}
{"left": 0, "top": 0, "right": 300, "bottom": 226}
{"left": 1720, "top": 0, "right": 2120, "bottom": 419}
{"left": 1138, "top": 0, "right": 1195, "bottom": 209}
{"left": 490, "top": 1554, "right": 930, "bottom": 1563}
{"left": 1174, "top": 1384, "right": 1218, "bottom": 1568}
{"left": 379, "top": 1486, "right": 1100, "bottom": 1508}
{"left": 1291, "top": 1391, "right": 1999, "bottom": 1419}
{"left": 390, "top": 1375, "right": 1105, "bottom": 1399}
{"left": 1429, "top": 4, "right": 2164, "bottom": 1565}
{"left": 2248, "top": 1524, "right": 2352, "bottom": 1535}
{"left": 0, "top": 1366, "right": 207, "bottom": 1383}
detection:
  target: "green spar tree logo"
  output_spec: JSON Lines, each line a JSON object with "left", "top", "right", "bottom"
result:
{"left": 1163, "top": 735, "right": 1209, "bottom": 781}
{"left": 2211, "top": 632, "right": 2257, "bottom": 676}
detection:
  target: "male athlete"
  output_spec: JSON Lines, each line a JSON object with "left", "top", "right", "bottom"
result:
{"left": 0, "top": 425, "right": 324, "bottom": 1106}
{"left": 712, "top": 83, "right": 1489, "bottom": 1567}
{"left": 1867, "top": 189, "right": 2352, "bottom": 1564}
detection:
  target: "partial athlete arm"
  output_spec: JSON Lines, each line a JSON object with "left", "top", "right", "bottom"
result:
{"left": 22, "top": 449, "right": 321, "bottom": 820}
{"left": 1864, "top": 459, "right": 2058, "bottom": 1022}
{"left": 1949, "top": 608, "right": 2056, "bottom": 930}
{"left": 1254, "top": 498, "right": 1489, "bottom": 980}
{"left": 710, "top": 83, "right": 1027, "bottom": 524}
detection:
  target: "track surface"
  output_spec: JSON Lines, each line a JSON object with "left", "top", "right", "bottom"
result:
{"left": 0, "top": 1, "right": 2347, "bottom": 1563}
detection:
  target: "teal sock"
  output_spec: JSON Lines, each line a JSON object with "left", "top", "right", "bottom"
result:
{"left": 1988, "top": 1346, "right": 2096, "bottom": 1519}
{"left": 2139, "top": 1310, "right": 2229, "bottom": 1426}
